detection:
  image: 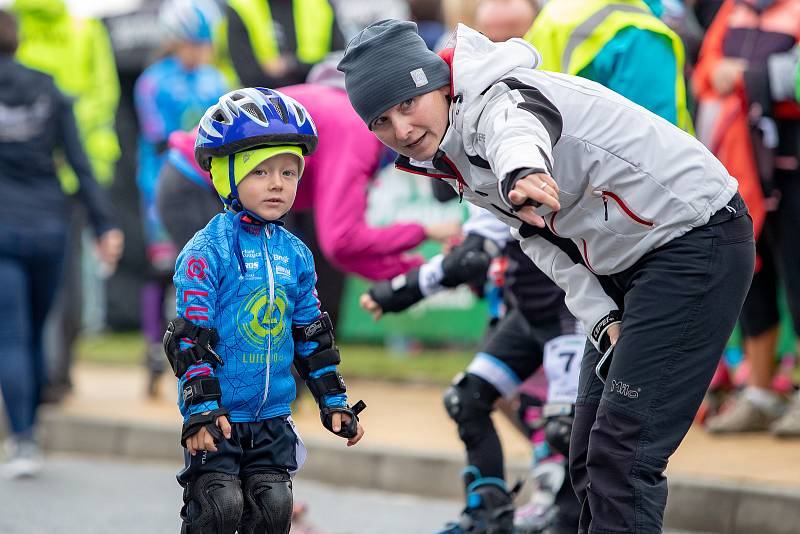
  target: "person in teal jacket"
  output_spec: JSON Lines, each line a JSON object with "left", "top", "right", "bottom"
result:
{"left": 526, "top": 0, "right": 693, "bottom": 131}
{"left": 166, "top": 87, "right": 364, "bottom": 534}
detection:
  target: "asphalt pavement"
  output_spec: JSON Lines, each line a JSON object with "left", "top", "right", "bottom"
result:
{"left": 0, "top": 454, "right": 708, "bottom": 534}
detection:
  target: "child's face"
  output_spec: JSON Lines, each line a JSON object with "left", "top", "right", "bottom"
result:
{"left": 237, "top": 154, "right": 300, "bottom": 221}
{"left": 370, "top": 86, "right": 451, "bottom": 161}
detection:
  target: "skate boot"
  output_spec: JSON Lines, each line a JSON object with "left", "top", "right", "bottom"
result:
{"left": 514, "top": 460, "right": 566, "bottom": 533}
{"left": 437, "top": 467, "right": 515, "bottom": 534}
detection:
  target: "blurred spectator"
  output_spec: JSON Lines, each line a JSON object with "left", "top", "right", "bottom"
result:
{"left": 693, "top": 0, "right": 726, "bottom": 30}
{"left": 331, "top": 0, "right": 410, "bottom": 41}
{"left": 526, "top": 0, "right": 694, "bottom": 132}
{"left": 693, "top": 0, "right": 800, "bottom": 437}
{"left": 11, "top": 0, "right": 121, "bottom": 402}
{"left": 475, "top": 0, "right": 537, "bottom": 43}
{"left": 662, "top": 0, "right": 706, "bottom": 62}
{"left": 214, "top": 0, "right": 346, "bottom": 88}
{"left": 441, "top": 0, "right": 481, "bottom": 30}
{"left": 12, "top": 0, "right": 120, "bottom": 188}
{"left": 0, "top": 9, "right": 123, "bottom": 478}
{"left": 409, "top": 0, "right": 447, "bottom": 49}
{"left": 134, "top": 0, "right": 228, "bottom": 396}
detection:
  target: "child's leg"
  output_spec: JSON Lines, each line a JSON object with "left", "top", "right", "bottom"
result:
{"left": 579, "top": 214, "right": 754, "bottom": 533}
{"left": 176, "top": 426, "right": 244, "bottom": 534}
{"left": 446, "top": 309, "right": 546, "bottom": 480}
{"left": 237, "top": 417, "right": 301, "bottom": 534}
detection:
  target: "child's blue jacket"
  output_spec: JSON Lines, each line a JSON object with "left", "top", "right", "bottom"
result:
{"left": 174, "top": 210, "right": 346, "bottom": 422}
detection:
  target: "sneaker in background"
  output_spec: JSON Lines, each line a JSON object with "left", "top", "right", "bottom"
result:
{"left": 705, "top": 393, "right": 781, "bottom": 434}
{"left": 2, "top": 437, "right": 43, "bottom": 479}
{"left": 771, "top": 393, "right": 800, "bottom": 438}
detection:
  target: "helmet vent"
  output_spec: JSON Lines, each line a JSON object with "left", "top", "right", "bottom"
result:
{"left": 269, "top": 98, "right": 288, "bottom": 123}
{"left": 240, "top": 102, "right": 266, "bottom": 122}
{"left": 230, "top": 92, "right": 246, "bottom": 101}
{"left": 291, "top": 103, "right": 306, "bottom": 124}
{"left": 212, "top": 109, "right": 229, "bottom": 124}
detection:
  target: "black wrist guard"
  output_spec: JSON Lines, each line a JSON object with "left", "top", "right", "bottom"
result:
{"left": 293, "top": 312, "right": 335, "bottom": 349}
{"left": 321, "top": 400, "right": 366, "bottom": 439}
{"left": 293, "top": 312, "right": 343, "bottom": 388}
{"left": 181, "top": 407, "right": 229, "bottom": 447}
{"left": 163, "top": 318, "right": 223, "bottom": 378}
{"left": 368, "top": 268, "right": 424, "bottom": 313}
{"left": 182, "top": 375, "right": 222, "bottom": 407}
{"left": 306, "top": 370, "right": 347, "bottom": 402}
{"left": 440, "top": 233, "right": 500, "bottom": 287}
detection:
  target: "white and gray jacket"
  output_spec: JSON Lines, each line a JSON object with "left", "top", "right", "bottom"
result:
{"left": 396, "top": 25, "right": 738, "bottom": 351}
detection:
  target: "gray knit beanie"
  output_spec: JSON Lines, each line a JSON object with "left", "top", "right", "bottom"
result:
{"left": 337, "top": 19, "right": 451, "bottom": 128}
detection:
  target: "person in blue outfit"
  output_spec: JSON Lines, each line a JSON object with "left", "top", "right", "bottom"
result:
{"left": 134, "top": 0, "right": 228, "bottom": 395}
{"left": 164, "top": 87, "right": 365, "bottom": 534}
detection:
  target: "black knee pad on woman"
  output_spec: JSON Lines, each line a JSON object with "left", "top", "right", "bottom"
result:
{"left": 181, "top": 472, "right": 243, "bottom": 534}
{"left": 238, "top": 471, "right": 293, "bottom": 534}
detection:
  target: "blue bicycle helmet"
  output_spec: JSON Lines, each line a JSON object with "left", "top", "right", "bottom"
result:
{"left": 194, "top": 87, "right": 319, "bottom": 273}
{"left": 196, "top": 87, "right": 318, "bottom": 169}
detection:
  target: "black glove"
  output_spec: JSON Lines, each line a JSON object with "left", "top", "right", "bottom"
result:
{"left": 439, "top": 233, "right": 497, "bottom": 287}
{"left": 320, "top": 400, "right": 366, "bottom": 439}
{"left": 180, "top": 407, "right": 229, "bottom": 448}
{"left": 368, "top": 268, "right": 424, "bottom": 313}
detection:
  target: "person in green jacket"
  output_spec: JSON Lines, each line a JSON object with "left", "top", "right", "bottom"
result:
{"left": 12, "top": 0, "right": 120, "bottom": 188}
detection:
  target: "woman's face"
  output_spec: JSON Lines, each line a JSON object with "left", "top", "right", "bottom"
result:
{"left": 369, "top": 86, "right": 451, "bottom": 161}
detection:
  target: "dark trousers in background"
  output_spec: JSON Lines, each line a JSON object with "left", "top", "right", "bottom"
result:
{"left": 0, "top": 223, "right": 67, "bottom": 437}
{"left": 43, "top": 203, "right": 84, "bottom": 395}
{"left": 569, "top": 203, "right": 754, "bottom": 533}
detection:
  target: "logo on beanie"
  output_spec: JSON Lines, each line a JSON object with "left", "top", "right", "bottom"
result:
{"left": 410, "top": 68, "right": 429, "bottom": 88}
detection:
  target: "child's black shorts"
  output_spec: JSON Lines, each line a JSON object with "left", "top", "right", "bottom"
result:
{"left": 177, "top": 415, "right": 305, "bottom": 486}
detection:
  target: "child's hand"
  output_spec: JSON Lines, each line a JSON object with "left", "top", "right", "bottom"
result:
{"left": 186, "top": 413, "right": 232, "bottom": 456}
{"left": 359, "top": 292, "right": 383, "bottom": 321}
{"left": 332, "top": 411, "right": 365, "bottom": 446}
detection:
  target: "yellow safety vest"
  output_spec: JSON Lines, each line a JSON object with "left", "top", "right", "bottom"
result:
{"left": 14, "top": 10, "right": 121, "bottom": 190}
{"left": 214, "top": 0, "right": 334, "bottom": 87}
{"left": 525, "top": 0, "right": 693, "bottom": 133}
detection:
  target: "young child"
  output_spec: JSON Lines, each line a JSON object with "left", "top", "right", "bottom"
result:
{"left": 163, "top": 87, "right": 365, "bottom": 534}
{"left": 338, "top": 20, "right": 753, "bottom": 534}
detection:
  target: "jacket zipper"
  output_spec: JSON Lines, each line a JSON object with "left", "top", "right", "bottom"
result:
{"left": 599, "top": 191, "right": 654, "bottom": 227}
{"left": 256, "top": 226, "right": 275, "bottom": 417}
{"left": 439, "top": 154, "right": 466, "bottom": 201}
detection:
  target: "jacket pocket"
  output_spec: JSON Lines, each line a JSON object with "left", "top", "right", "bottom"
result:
{"left": 595, "top": 190, "right": 654, "bottom": 235}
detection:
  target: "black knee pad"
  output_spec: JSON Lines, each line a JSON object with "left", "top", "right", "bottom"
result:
{"left": 443, "top": 373, "right": 499, "bottom": 438}
{"left": 238, "top": 471, "right": 293, "bottom": 534}
{"left": 181, "top": 473, "right": 243, "bottom": 534}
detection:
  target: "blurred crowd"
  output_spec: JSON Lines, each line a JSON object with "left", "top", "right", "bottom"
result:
{"left": 0, "top": 0, "right": 798, "bottom": 489}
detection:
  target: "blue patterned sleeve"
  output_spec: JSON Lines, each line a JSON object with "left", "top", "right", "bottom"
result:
{"left": 292, "top": 243, "right": 347, "bottom": 408}
{"left": 173, "top": 236, "right": 222, "bottom": 419}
